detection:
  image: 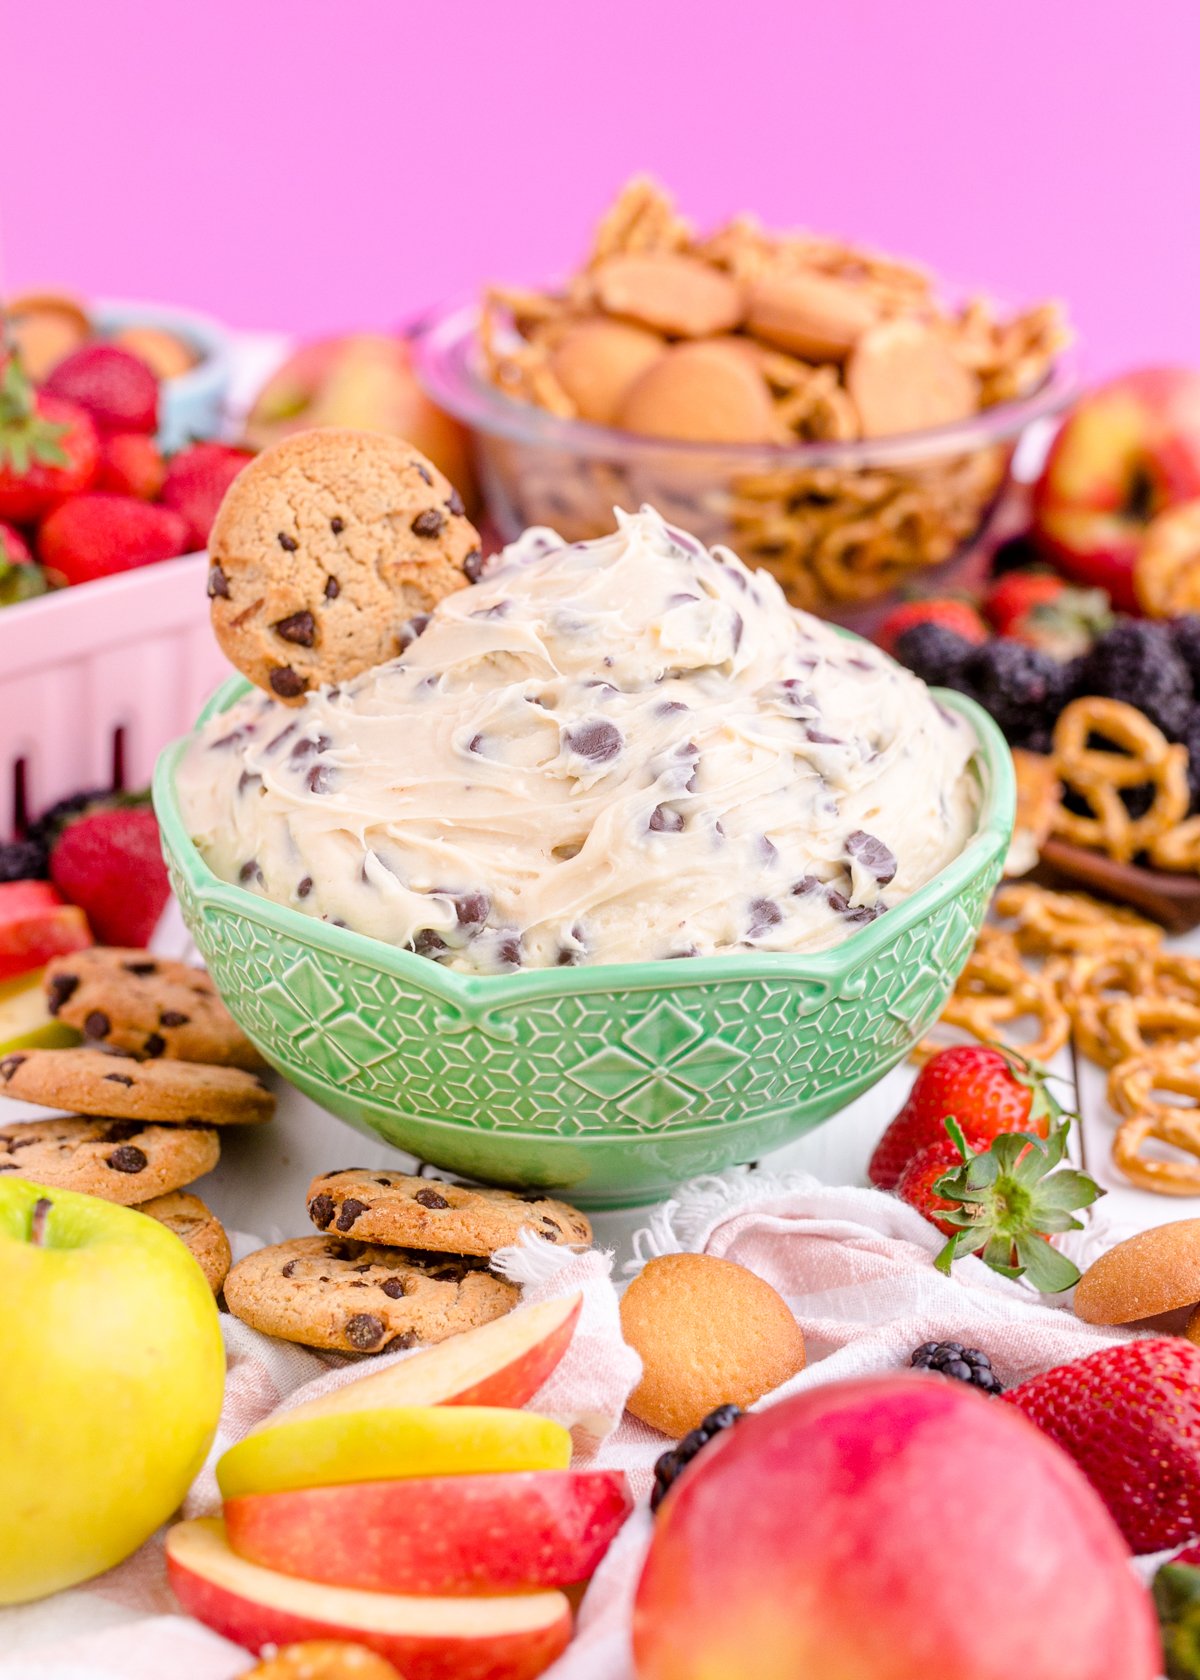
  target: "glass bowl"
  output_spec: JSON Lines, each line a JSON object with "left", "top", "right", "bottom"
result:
{"left": 412, "top": 303, "right": 1077, "bottom": 634}
{"left": 154, "top": 683, "right": 1014, "bottom": 1209}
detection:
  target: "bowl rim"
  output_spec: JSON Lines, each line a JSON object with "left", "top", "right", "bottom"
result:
{"left": 411, "top": 299, "right": 1078, "bottom": 470}
{"left": 153, "top": 677, "right": 1014, "bottom": 1007}
{"left": 92, "top": 296, "right": 233, "bottom": 390}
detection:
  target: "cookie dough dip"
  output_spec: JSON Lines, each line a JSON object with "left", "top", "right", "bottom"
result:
{"left": 177, "top": 507, "right": 980, "bottom": 973}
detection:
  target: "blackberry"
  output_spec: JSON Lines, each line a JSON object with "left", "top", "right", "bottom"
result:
{"left": 650, "top": 1404, "right": 743, "bottom": 1513}
{"left": 893, "top": 622, "right": 975, "bottom": 690}
{"left": 0, "top": 838, "right": 48, "bottom": 882}
{"left": 1172, "top": 615, "right": 1200, "bottom": 696}
{"left": 1077, "top": 620, "right": 1193, "bottom": 740}
{"left": 24, "top": 787, "right": 114, "bottom": 850}
{"left": 963, "top": 639, "right": 1069, "bottom": 746}
{"left": 910, "top": 1341, "right": 1003, "bottom": 1395}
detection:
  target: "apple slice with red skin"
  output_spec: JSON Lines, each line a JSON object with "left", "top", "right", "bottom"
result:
{"left": 0, "top": 882, "right": 91, "bottom": 985}
{"left": 167, "top": 1517, "right": 571, "bottom": 1680}
{"left": 267, "top": 1293, "right": 581, "bottom": 1432}
{"left": 225, "top": 1468, "right": 632, "bottom": 1595}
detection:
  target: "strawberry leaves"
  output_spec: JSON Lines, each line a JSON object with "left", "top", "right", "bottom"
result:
{"left": 0, "top": 355, "right": 70, "bottom": 475}
{"left": 931, "top": 1115, "right": 1102, "bottom": 1293}
{"left": 0, "top": 557, "right": 46, "bottom": 606}
{"left": 1154, "top": 1555, "right": 1200, "bottom": 1678}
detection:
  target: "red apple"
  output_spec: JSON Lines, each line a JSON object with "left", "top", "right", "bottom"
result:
{"left": 0, "top": 882, "right": 91, "bottom": 983}
{"left": 272, "top": 1293, "right": 581, "bottom": 1431}
{"left": 225, "top": 1468, "right": 631, "bottom": 1595}
{"left": 633, "top": 1376, "right": 1161, "bottom": 1680}
{"left": 242, "top": 333, "right": 478, "bottom": 513}
{"left": 1032, "top": 367, "right": 1200, "bottom": 611}
{"left": 167, "top": 1517, "right": 571, "bottom": 1680}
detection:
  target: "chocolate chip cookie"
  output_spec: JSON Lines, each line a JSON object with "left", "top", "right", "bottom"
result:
{"left": 137, "top": 1190, "right": 231, "bottom": 1292}
{"left": 223, "top": 1235, "right": 519, "bottom": 1353}
{"left": 0, "top": 1116, "right": 219, "bottom": 1205}
{"left": 44, "top": 948, "right": 264, "bottom": 1070}
{"left": 0, "top": 1047, "right": 274, "bottom": 1125}
{"left": 208, "top": 429, "right": 482, "bottom": 703}
{"left": 305, "top": 1170, "right": 592, "bottom": 1256}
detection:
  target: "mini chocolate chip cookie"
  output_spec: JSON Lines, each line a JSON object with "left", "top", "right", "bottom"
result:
{"left": 208, "top": 429, "right": 482, "bottom": 703}
{"left": 0, "top": 1116, "right": 220, "bottom": 1205}
{"left": 43, "top": 948, "right": 265, "bottom": 1070}
{"left": 223, "top": 1235, "right": 519, "bottom": 1354}
{"left": 137, "top": 1191, "right": 231, "bottom": 1293}
{"left": 0, "top": 1047, "right": 274, "bottom": 1125}
{"left": 305, "top": 1170, "right": 593, "bottom": 1256}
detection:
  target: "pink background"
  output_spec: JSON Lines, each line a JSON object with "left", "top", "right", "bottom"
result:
{"left": 3, "top": 0, "right": 1197, "bottom": 382}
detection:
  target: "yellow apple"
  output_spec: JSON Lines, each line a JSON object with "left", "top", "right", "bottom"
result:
{"left": 0, "top": 968, "right": 81, "bottom": 1055}
{"left": 0, "top": 1178, "right": 225, "bottom": 1604}
{"left": 217, "top": 1405, "right": 571, "bottom": 1501}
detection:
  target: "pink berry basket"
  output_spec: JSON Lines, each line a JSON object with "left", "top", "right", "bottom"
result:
{"left": 0, "top": 553, "right": 231, "bottom": 836}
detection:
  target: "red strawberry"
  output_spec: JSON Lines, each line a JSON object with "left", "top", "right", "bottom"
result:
{"left": 876, "top": 598, "right": 988, "bottom": 657}
{"left": 915, "top": 1118, "right": 1099, "bottom": 1291}
{"left": 43, "top": 343, "right": 158, "bottom": 436}
{"left": 49, "top": 802, "right": 169, "bottom": 946}
{"left": 984, "top": 571, "right": 1113, "bottom": 659}
{"left": 159, "top": 442, "right": 255, "bottom": 550}
{"left": 0, "top": 358, "right": 99, "bottom": 522}
{"left": 38, "top": 493, "right": 188, "bottom": 586}
{"left": 869, "top": 1045, "right": 1058, "bottom": 1190}
{"left": 984, "top": 570, "right": 1066, "bottom": 634}
{"left": 896, "top": 1133, "right": 987, "bottom": 1235}
{"left": 96, "top": 431, "right": 165, "bottom": 500}
{"left": 1007, "top": 1339, "right": 1200, "bottom": 1552}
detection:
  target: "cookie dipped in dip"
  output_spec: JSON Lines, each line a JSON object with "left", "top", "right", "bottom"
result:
{"left": 177, "top": 507, "right": 979, "bottom": 973}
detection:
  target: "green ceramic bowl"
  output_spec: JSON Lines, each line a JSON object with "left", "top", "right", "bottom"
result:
{"left": 154, "top": 680, "right": 1014, "bottom": 1208}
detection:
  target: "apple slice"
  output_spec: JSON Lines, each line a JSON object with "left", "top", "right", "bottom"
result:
{"left": 0, "top": 969, "right": 81, "bottom": 1055}
{"left": 269, "top": 1293, "right": 582, "bottom": 1431}
{"left": 0, "top": 883, "right": 91, "bottom": 985}
{"left": 217, "top": 1405, "right": 571, "bottom": 1501}
{"left": 167, "top": 1518, "right": 571, "bottom": 1680}
{"left": 225, "top": 1468, "right": 632, "bottom": 1594}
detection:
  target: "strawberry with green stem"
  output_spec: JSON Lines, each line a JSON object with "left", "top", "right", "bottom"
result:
{"left": 926, "top": 1116, "right": 1102, "bottom": 1293}
{"left": 0, "top": 351, "right": 99, "bottom": 523}
{"left": 869, "top": 1044, "right": 1063, "bottom": 1192}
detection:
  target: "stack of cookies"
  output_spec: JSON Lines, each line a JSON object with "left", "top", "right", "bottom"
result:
{"left": 225, "top": 1171, "right": 593, "bottom": 1356}
{"left": 0, "top": 948, "right": 274, "bottom": 1291}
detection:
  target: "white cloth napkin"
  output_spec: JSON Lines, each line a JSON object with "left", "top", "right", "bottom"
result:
{"left": 0, "top": 1168, "right": 1149, "bottom": 1679}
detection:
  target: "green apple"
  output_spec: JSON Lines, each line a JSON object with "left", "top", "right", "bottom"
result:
{"left": 0, "top": 968, "right": 81, "bottom": 1054}
{"left": 217, "top": 1406, "right": 572, "bottom": 1501}
{"left": 0, "top": 1178, "right": 225, "bottom": 1604}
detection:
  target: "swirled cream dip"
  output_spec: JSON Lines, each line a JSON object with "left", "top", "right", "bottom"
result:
{"left": 177, "top": 507, "right": 979, "bottom": 973}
